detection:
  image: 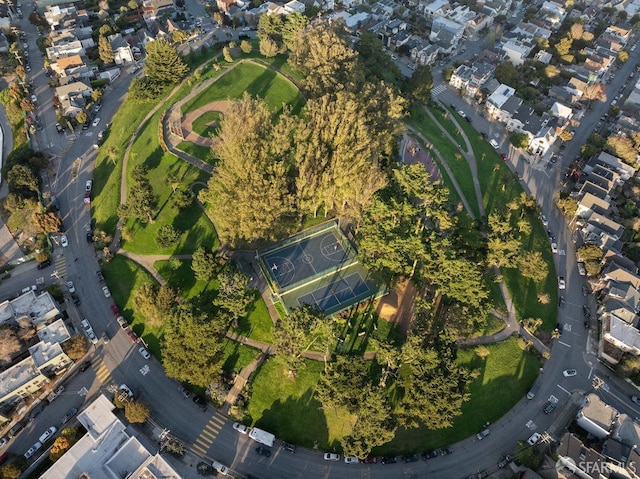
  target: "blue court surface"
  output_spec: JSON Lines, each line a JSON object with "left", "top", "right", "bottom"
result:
{"left": 296, "top": 273, "right": 371, "bottom": 312}
{"left": 261, "top": 230, "right": 350, "bottom": 290}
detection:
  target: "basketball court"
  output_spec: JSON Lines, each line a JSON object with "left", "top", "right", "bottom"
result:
{"left": 257, "top": 222, "right": 384, "bottom": 316}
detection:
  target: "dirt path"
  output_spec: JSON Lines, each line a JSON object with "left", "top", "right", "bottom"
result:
{"left": 180, "top": 100, "right": 233, "bottom": 148}
{"left": 375, "top": 280, "right": 417, "bottom": 336}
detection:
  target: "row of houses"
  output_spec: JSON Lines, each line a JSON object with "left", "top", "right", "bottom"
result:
{"left": 0, "top": 290, "right": 74, "bottom": 424}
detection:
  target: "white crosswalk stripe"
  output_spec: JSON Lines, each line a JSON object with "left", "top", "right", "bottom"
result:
{"left": 431, "top": 84, "right": 447, "bottom": 97}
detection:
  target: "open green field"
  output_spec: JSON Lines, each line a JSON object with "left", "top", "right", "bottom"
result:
{"left": 176, "top": 141, "right": 215, "bottom": 165}
{"left": 191, "top": 110, "right": 221, "bottom": 136}
{"left": 182, "top": 61, "right": 305, "bottom": 115}
{"left": 408, "top": 105, "right": 481, "bottom": 218}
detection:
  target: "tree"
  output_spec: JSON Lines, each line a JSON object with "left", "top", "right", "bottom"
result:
{"left": 273, "top": 304, "right": 331, "bottom": 372}
{"left": 7, "top": 164, "right": 39, "bottom": 197}
{"left": 315, "top": 356, "right": 370, "bottom": 411}
{"left": 259, "top": 37, "right": 278, "bottom": 57}
{"left": 191, "top": 247, "right": 218, "bottom": 281}
{"left": 163, "top": 303, "right": 229, "bottom": 386}
{"left": 0, "top": 327, "right": 21, "bottom": 362}
{"left": 119, "top": 166, "right": 156, "bottom": 223}
{"left": 99, "top": 24, "right": 114, "bottom": 37}
{"left": 257, "top": 13, "right": 283, "bottom": 44}
{"left": 125, "top": 400, "right": 151, "bottom": 423}
{"left": 494, "top": 61, "right": 518, "bottom": 87}
{"left": 510, "top": 131, "right": 530, "bottom": 149}
{"left": 356, "top": 32, "right": 402, "bottom": 85}
{"left": 20, "top": 97, "right": 35, "bottom": 112}
{"left": 171, "top": 29, "right": 190, "bottom": 44}
{"left": 240, "top": 40, "right": 252, "bottom": 54}
{"left": 518, "top": 251, "right": 548, "bottom": 283}
{"left": 172, "top": 188, "right": 193, "bottom": 210}
{"left": 144, "top": 39, "right": 189, "bottom": 85}
{"left": 156, "top": 224, "right": 181, "bottom": 247}
{"left": 222, "top": 46, "right": 233, "bottom": 62}
{"left": 606, "top": 135, "right": 638, "bottom": 165}
{"left": 62, "top": 335, "right": 89, "bottom": 360}
{"left": 49, "top": 436, "right": 71, "bottom": 461}
{"left": 556, "top": 196, "right": 578, "bottom": 217}
{"left": 342, "top": 386, "right": 397, "bottom": 459}
{"left": 76, "top": 110, "right": 88, "bottom": 125}
{"left": 406, "top": 65, "right": 433, "bottom": 103}
{"left": 0, "top": 463, "right": 25, "bottom": 479}
{"left": 31, "top": 211, "right": 63, "bottom": 233}
{"left": 98, "top": 36, "right": 115, "bottom": 64}
{"left": 92, "top": 89, "right": 103, "bottom": 103}
{"left": 289, "top": 20, "right": 364, "bottom": 96}
{"left": 134, "top": 283, "right": 177, "bottom": 327}
{"left": 199, "top": 94, "right": 294, "bottom": 245}
{"left": 213, "top": 267, "right": 253, "bottom": 325}
{"left": 128, "top": 0, "right": 138, "bottom": 8}
{"left": 281, "top": 12, "right": 308, "bottom": 51}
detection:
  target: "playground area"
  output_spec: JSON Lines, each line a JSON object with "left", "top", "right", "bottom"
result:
{"left": 257, "top": 222, "right": 383, "bottom": 316}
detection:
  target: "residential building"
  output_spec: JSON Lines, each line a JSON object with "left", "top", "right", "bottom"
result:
{"left": 46, "top": 40, "right": 84, "bottom": 62}
{"left": 108, "top": 33, "right": 134, "bottom": 64}
{"left": 501, "top": 38, "right": 534, "bottom": 66}
{"left": 41, "top": 395, "right": 183, "bottom": 479}
{"left": 410, "top": 39, "right": 438, "bottom": 66}
{"left": 54, "top": 80, "right": 93, "bottom": 117}
{"left": 422, "top": 0, "right": 449, "bottom": 19}
{"left": 486, "top": 84, "right": 516, "bottom": 120}
{"left": 556, "top": 433, "right": 610, "bottom": 477}
{"left": 142, "top": 0, "right": 175, "bottom": 22}
{"left": 576, "top": 393, "right": 617, "bottom": 439}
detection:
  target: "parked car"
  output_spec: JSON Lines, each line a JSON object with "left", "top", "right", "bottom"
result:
{"left": 60, "top": 235, "right": 68, "bottom": 247}
{"left": 344, "top": 456, "right": 359, "bottom": 464}
{"left": 582, "top": 285, "right": 590, "bottom": 296}
{"left": 558, "top": 276, "right": 566, "bottom": 289}
{"left": 402, "top": 454, "right": 419, "bottom": 463}
{"left": 61, "top": 408, "right": 78, "bottom": 425}
{"left": 527, "top": 432, "right": 541, "bottom": 446}
{"left": 66, "top": 281, "right": 75, "bottom": 293}
{"left": 24, "top": 441, "right": 42, "bottom": 459}
{"left": 39, "top": 426, "right": 57, "bottom": 443}
{"left": 440, "top": 448, "right": 453, "bottom": 455}
{"left": 127, "top": 330, "right": 139, "bottom": 343}
{"left": 577, "top": 262, "right": 587, "bottom": 276}
{"left": 323, "top": 453, "right": 340, "bottom": 461}
{"left": 551, "top": 242, "right": 558, "bottom": 253}
{"left": 86, "top": 231, "right": 93, "bottom": 243}
{"left": 102, "top": 286, "right": 111, "bottom": 298}
{"left": 92, "top": 117, "right": 101, "bottom": 127}
{"left": 79, "top": 361, "right": 91, "bottom": 372}
{"left": 232, "top": 422, "right": 249, "bottom": 434}
{"left": 192, "top": 396, "right": 207, "bottom": 410}
{"left": 631, "top": 395, "right": 640, "bottom": 406}
{"left": 380, "top": 456, "right": 397, "bottom": 464}
{"left": 476, "top": 429, "right": 490, "bottom": 440}
{"left": 559, "top": 296, "right": 565, "bottom": 308}
{"left": 498, "top": 455, "right": 512, "bottom": 468}
{"left": 0, "top": 437, "right": 7, "bottom": 448}
{"left": 540, "top": 214, "right": 548, "bottom": 226}
{"left": 138, "top": 346, "right": 151, "bottom": 359}
{"left": 177, "top": 385, "right": 191, "bottom": 399}
{"left": 70, "top": 293, "right": 80, "bottom": 305}
{"left": 85, "top": 180, "right": 92, "bottom": 192}
{"left": 55, "top": 123, "right": 64, "bottom": 133}
{"left": 543, "top": 401, "right": 556, "bottom": 414}
{"left": 117, "top": 316, "right": 128, "bottom": 329}
{"left": 563, "top": 369, "right": 577, "bottom": 377}
{"left": 37, "top": 259, "right": 51, "bottom": 270}
{"left": 28, "top": 405, "right": 45, "bottom": 422}
{"left": 96, "top": 271, "right": 104, "bottom": 282}
{"left": 282, "top": 442, "right": 296, "bottom": 453}
{"left": 256, "top": 446, "right": 271, "bottom": 457}
{"left": 211, "top": 461, "right": 229, "bottom": 476}
{"left": 583, "top": 305, "right": 591, "bottom": 317}
{"left": 421, "top": 450, "right": 438, "bottom": 460}
{"left": 84, "top": 191, "right": 91, "bottom": 204}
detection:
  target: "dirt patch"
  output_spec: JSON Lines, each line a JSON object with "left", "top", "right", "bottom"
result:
{"left": 181, "top": 100, "right": 235, "bottom": 147}
{"left": 375, "top": 279, "right": 417, "bottom": 336}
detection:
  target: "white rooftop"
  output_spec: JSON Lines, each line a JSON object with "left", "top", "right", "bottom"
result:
{"left": 0, "top": 357, "right": 40, "bottom": 399}
{"left": 41, "top": 394, "right": 182, "bottom": 479}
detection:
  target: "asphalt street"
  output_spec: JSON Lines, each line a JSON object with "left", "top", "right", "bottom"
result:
{"left": 4, "top": 5, "right": 640, "bottom": 478}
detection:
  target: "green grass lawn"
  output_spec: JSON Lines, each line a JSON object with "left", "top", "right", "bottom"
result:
{"left": 176, "top": 141, "right": 215, "bottom": 165}
{"left": 246, "top": 356, "right": 355, "bottom": 449}
{"left": 221, "top": 340, "right": 261, "bottom": 375}
{"left": 408, "top": 105, "right": 481, "bottom": 218}
{"left": 378, "top": 337, "right": 540, "bottom": 454}
{"left": 154, "top": 258, "right": 217, "bottom": 298}
{"left": 182, "top": 61, "right": 305, "bottom": 115}
{"left": 230, "top": 291, "right": 274, "bottom": 343}
{"left": 191, "top": 110, "right": 221, "bottom": 136}
{"left": 101, "top": 255, "right": 164, "bottom": 357}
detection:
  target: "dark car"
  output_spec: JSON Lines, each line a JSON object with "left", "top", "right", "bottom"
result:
{"left": 584, "top": 321, "right": 590, "bottom": 329}
{"left": 583, "top": 305, "right": 591, "bottom": 317}
{"left": 61, "top": 407, "right": 78, "bottom": 424}
{"left": 79, "top": 361, "right": 91, "bottom": 372}
{"left": 96, "top": 271, "right": 104, "bottom": 282}
{"left": 440, "top": 448, "right": 453, "bottom": 455}
{"left": 498, "top": 455, "right": 512, "bottom": 468}
{"left": 543, "top": 401, "right": 556, "bottom": 414}
{"left": 86, "top": 231, "right": 93, "bottom": 243}
{"left": 402, "top": 454, "right": 419, "bottom": 463}
{"left": 582, "top": 285, "right": 590, "bottom": 296}
{"left": 192, "top": 396, "right": 207, "bottom": 410}
{"left": 559, "top": 296, "right": 565, "bottom": 308}
{"left": 421, "top": 450, "right": 438, "bottom": 460}
{"left": 380, "top": 456, "right": 397, "bottom": 465}
{"left": 28, "top": 405, "right": 45, "bottom": 422}
{"left": 255, "top": 446, "right": 271, "bottom": 457}
{"left": 37, "top": 259, "right": 51, "bottom": 270}
{"left": 127, "top": 330, "right": 139, "bottom": 343}
{"left": 110, "top": 304, "right": 120, "bottom": 316}
{"left": 555, "top": 323, "right": 563, "bottom": 334}
{"left": 9, "top": 421, "right": 25, "bottom": 437}
{"left": 282, "top": 442, "right": 296, "bottom": 453}
{"left": 70, "top": 294, "right": 80, "bottom": 305}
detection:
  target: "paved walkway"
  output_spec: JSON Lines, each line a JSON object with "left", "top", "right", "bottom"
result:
{"left": 116, "top": 251, "right": 193, "bottom": 286}
{"left": 180, "top": 100, "right": 232, "bottom": 148}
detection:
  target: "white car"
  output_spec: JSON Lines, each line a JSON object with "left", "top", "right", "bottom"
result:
{"left": 540, "top": 214, "right": 548, "bottom": 226}
{"left": 92, "top": 117, "right": 101, "bottom": 127}
{"left": 324, "top": 453, "right": 340, "bottom": 461}
{"left": 85, "top": 180, "right": 92, "bottom": 192}
{"left": 551, "top": 242, "right": 558, "bottom": 253}
{"left": 81, "top": 319, "right": 98, "bottom": 344}
{"left": 60, "top": 235, "right": 68, "bottom": 247}
{"left": 24, "top": 441, "right": 42, "bottom": 459}
{"left": 138, "top": 346, "right": 151, "bottom": 359}
{"left": 39, "top": 426, "right": 57, "bottom": 443}
{"left": 0, "top": 437, "right": 8, "bottom": 447}
{"left": 558, "top": 276, "right": 566, "bottom": 290}
{"left": 344, "top": 456, "right": 360, "bottom": 464}
{"left": 527, "top": 432, "right": 541, "bottom": 446}
{"left": 563, "top": 369, "right": 577, "bottom": 377}
{"left": 31, "top": 94, "right": 37, "bottom": 103}
{"left": 232, "top": 422, "right": 249, "bottom": 434}
{"left": 211, "top": 461, "right": 229, "bottom": 476}
{"left": 66, "top": 281, "right": 75, "bottom": 293}
{"left": 102, "top": 286, "right": 111, "bottom": 298}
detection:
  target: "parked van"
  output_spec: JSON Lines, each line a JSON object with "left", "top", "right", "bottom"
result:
{"left": 489, "top": 139, "right": 500, "bottom": 149}
{"left": 9, "top": 421, "right": 25, "bottom": 437}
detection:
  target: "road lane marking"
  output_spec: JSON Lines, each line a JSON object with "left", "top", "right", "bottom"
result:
{"left": 557, "top": 385, "right": 571, "bottom": 395}
{"left": 558, "top": 341, "right": 571, "bottom": 347}
{"left": 588, "top": 367, "right": 593, "bottom": 379}
{"left": 191, "top": 442, "right": 208, "bottom": 455}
